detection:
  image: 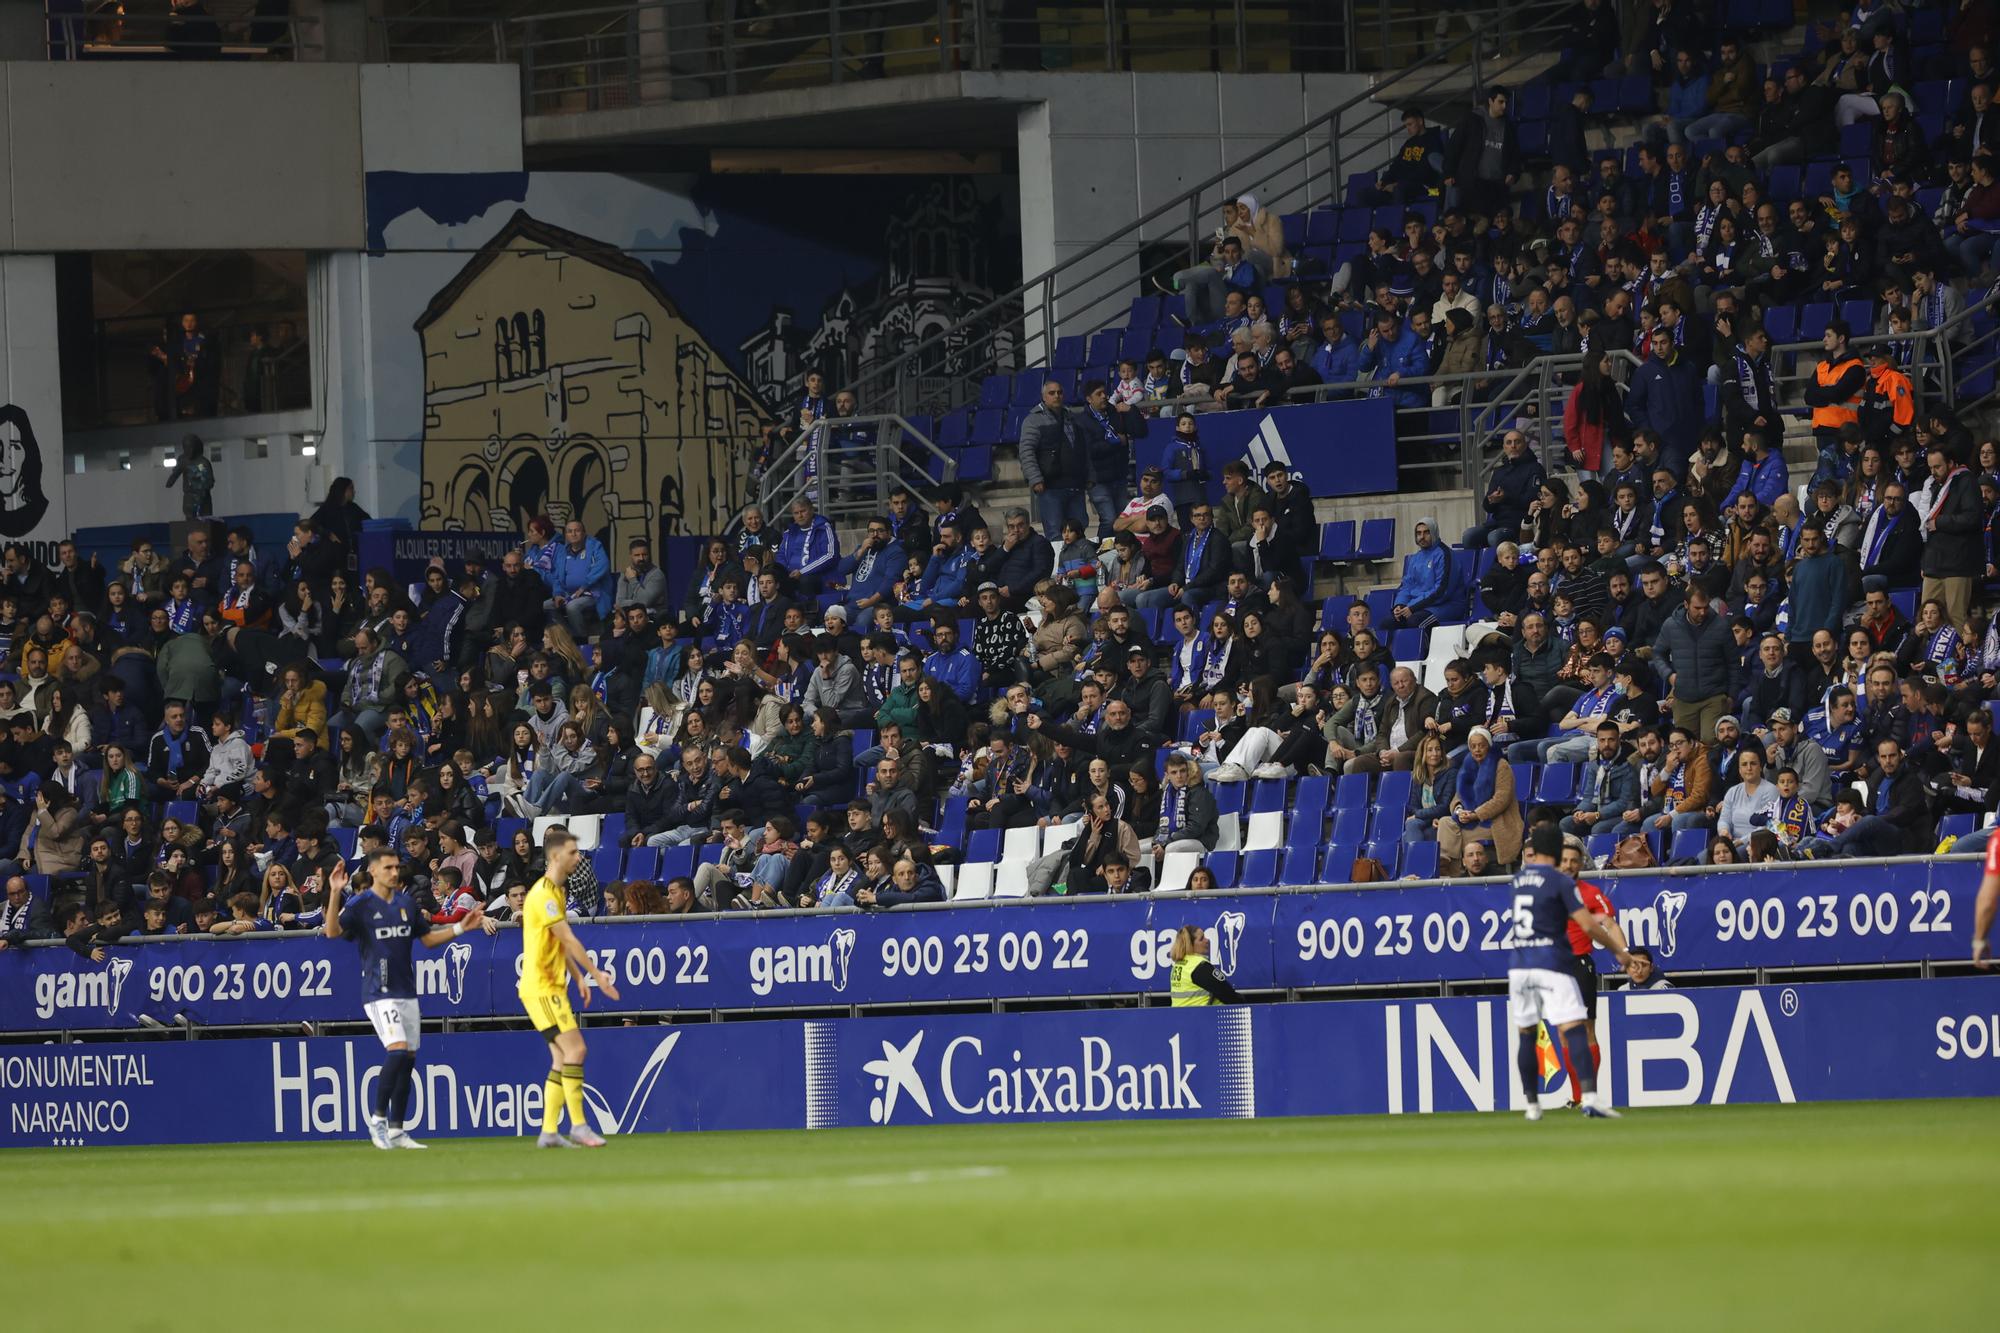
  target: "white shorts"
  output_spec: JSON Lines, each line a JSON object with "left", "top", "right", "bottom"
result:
{"left": 1507, "top": 967, "right": 1587, "bottom": 1031}
{"left": 364, "top": 998, "right": 422, "bottom": 1050}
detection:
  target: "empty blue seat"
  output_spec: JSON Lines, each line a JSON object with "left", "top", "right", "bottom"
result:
{"left": 1364, "top": 588, "right": 1395, "bottom": 625}
{"left": 977, "top": 373, "right": 1010, "bottom": 407}
{"left": 1205, "top": 850, "right": 1239, "bottom": 889}
{"left": 937, "top": 411, "right": 971, "bottom": 448}
{"left": 1212, "top": 779, "right": 1246, "bottom": 817}
{"left": 1402, "top": 842, "right": 1440, "bottom": 879}
{"left": 1390, "top": 627, "right": 1424, "bottom": 662}
{"left": 165, "top": 800, "right": 199, "bottom": 827}
{"left": 1281, "top": 212, "right": 1308, "bottom": 252}
{"left": 1363, "top": 839, "right": 1402, "bottom": 875}
{"left": 1838, "top": 122, "right": 1873, "bottom": 162}
{"left": 1052, "top": 333, "right": 1086, "bottom": 369}
{"left": 329, "top": 827, "right": 358, "bottom": 860}
{"left": 1333, "top": 770, "right": 1370, "bottom": 813}
{"left": 1127, "top": 295, "right": 1162, "bottom": 329}
{"left": 1839, "top": 298, "right": 1874, "bottom": 334}
{"left": 1329, "top": 803, "right": 1367, "bottom": 845}
{"left": 658, "top": 844, "right": 695, "bottom": 882}
{"left": 1671, "top": 827, "right": 1710, "bottom": 862}
{"left": 1797, "top": 302, "right": 1834, "bottom": 342}
{"left": 1085, "top": 330, "right": 1120, "bottom": 365}
{"left": 1514, "top": 82, "right": 1551, "bottom": 121}
{"left": 1320, "top": 594, "right": 1356, "bottom": 631}
{"left": 1617, "top": 73, "right": 1651, "bottom": 113}
{"left": 1355, "top": 517, "right": 1394, "bottom": 561}
{"left": 1763, "top": 304, "right": 1798, "bottom": 345}
{"left": 1239, "top": 849, "right": 1281, "bottom": 889}
{"left": 1372, "top": 770, "right": 1412, "bottom": 816}
{"left": 1250, "top": 778, "right": 1289, "bottom": 813}
{"left": 1938, "top": 813, "right": 1978, "bottom": 842}
{"left": 1765, "top": 164, "right": 1802, "bottom": 200}
{"left": 1279, "top": 845, "right": 1323, "bottom": 886}
{"left": 1293, "top": 774, "right": 1330, "bottom": 824}
{"left": 1319, "top": 519, "right": 1357, "bottom": 561}
{"left": 494, "top": 817, "right": 527, "bottom": 847}
{"left": 1305, "top": 209, "right": 1339, "bottom": 246}
{"left": 965, "top": 827, "right": 1000, "bottom": 864}
{"left": 1533, "top": 762, "right": 1577, "bottom": 804}
{"left": 1802, "top": 159, "right": 1834, "bottom": 198}
{"left": 590, "top": 846, "right": 622, "bottom": 883}
{"left": 1586, "top": 832, "right": 1616, "bottom": 863}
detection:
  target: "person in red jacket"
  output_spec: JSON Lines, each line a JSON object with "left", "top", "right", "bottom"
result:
{"left": 1555, "top": 836, "right": 1633, "bottom": 1107}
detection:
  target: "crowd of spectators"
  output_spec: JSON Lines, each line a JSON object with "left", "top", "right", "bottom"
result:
{"left": 10, "top": 2, "right": 2000, "bottom": 959}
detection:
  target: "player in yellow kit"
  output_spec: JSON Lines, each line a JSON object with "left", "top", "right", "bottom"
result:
{"left": 519, "top": 826, "right": 621, "bottom": 1148}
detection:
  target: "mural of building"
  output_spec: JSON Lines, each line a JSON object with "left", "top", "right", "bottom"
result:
{"left": 414, "top": 211, "right": 770, "bottom": 551}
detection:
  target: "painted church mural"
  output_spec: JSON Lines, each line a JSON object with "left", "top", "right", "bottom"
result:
{"left": 368, "top": 172, "right": 1018, "bottom": 550}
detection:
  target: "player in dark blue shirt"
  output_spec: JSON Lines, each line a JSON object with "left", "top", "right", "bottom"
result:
{"left": 1507, "top": 825, "right": 1632, "bottom": 1120}
{"left": 324, "top": 849, "right": 486, "bottom": 1149}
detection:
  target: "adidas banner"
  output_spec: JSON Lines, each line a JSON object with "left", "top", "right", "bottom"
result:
{"left": 5, "top": 979, "right": 1998, "bottom": 1147}
{"left": 1133, "top": 399, "right": 1400, "bottom": 499}
{"left": 0, "top": 861, "right": 1984, "bottom": 1034}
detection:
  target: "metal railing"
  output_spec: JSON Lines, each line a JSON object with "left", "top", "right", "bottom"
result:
{"left": 1273, "top": 285, "right": 2000, "bottom": 500}
{"left": 742, "top": 412, "right": 954, "bottom": 534}
{"left": 45, "top": 2, "right": 302, "bottom": 60}
{"left": 844, "top": 0, "right": 1573, "bottom": 422}
{"left": 369, "top": 0, "right": 1539, "bottom": 111}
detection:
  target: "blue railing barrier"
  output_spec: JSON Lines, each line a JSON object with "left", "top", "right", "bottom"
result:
{"left": 1, "top": 859, "right": 1987, "bottom": 1034}
{"left": 5, "top": 978, "right": 1998, "bottom": 1146}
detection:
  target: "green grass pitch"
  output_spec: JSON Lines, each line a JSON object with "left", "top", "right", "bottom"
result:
{"left": 7, "top": 1101, "right": 1997, "bottom": 1330}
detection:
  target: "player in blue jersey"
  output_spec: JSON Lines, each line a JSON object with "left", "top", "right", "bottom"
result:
{"left": 324, "top": 849, "right": 486, "bottom": 1149}
{"left": 1508, "top": 825, "right": 1632, "bottom": 1121}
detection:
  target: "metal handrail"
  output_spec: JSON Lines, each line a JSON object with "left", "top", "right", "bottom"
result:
{"left": 846, "top": 0, "right": 1573, "bottom": 417}
{"left": 740, "top": 412, "right": 954, "bottom": 535}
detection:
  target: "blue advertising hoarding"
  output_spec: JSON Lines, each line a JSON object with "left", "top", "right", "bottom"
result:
{"left": 6, "top": 978, "right": 1998, "bottom": 1147}
{"left": 1133, "top": 399, "right": 1400, "bottom": 499}
{"left": 0, "top": 861, "right": 1987, "bottom": 1034}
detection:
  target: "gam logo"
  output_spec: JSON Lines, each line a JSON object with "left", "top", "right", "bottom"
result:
{"left": 749, "top": 928, "right": 857, "bottom": 997}
{"left": 32, "top": 957, "right": 133, "bottom": 1020}
{"left": 1618, "top": 889, "right": 1689, "bottom": 957}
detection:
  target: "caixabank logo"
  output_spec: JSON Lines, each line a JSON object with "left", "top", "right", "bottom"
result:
{"left": 802, "top": 1010, "right": 1256, "bottom": 1129}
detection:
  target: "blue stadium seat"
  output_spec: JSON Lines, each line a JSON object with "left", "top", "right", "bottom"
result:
{"left": 1318, "top": 519, "right": 1356, "bottom": 562}
{"left": 1011, "top": 369, "right": 1046, "bottom": 402}
{"left": 1517, "top": 120, "right": 1547, "bottom": 157}
{"left": 1305, "top": 209, "right": 1339, "bottom": 247}
{"left": 1671, "top": 827, "right": 1709, "bottom": 862}
{"left": 1250, "top": 778, "right": 1289, "bottom": 813}
{"left": 1127, "top": 295, "right": 1162, "bottom": 330}
{"left": 1329, "top": 802, "right": 1367, "bottom": 845}
{"left": 1937, "top": 813, "right": 1977, "bottom": 842}
{"left": 1510, "top": 761, "right": 1537, "bottom": 801}
{"left": 969, "top": 408, "right": 1004, "bottom": 447}
{"left": 1402, "top": 842, "right": 1440, "bottom": 879}
{"left": 1617, "top": 74, "right": 1651, "bottom": 113}
{"left": 1333, "top": 770, "right": 1370, "bottom": 813}
{"left": 1586, "top": 832, "right": 1616, "bottom": 862}
{"left": 1890, "top": 588, "right": 1918, "bottom": 616}
{"left": 1533, "top": 762, "right": 1577, "bottom": 805}
{"left": 1802, "top": 160, "right": 1834, "bottom": 199}
{"left": 1320, "top": 594, "right": 1356, "bottom": 631}
{"left": 957, "top": 445, "right": 994, "bottom": 483}
{"left": 1765, "top": 165, "right": 1802, "bottom": 200}
{"left": 1052, "top": 334, "right": 1086, "bottom": 370}
{"left": 965, "top": 827, "right": 1000, "bottom": 864}
{"left": 1839, "top": 298, "right": 1874, "bottom": 334}
{"left": 977, "top": 373, "right": 1010, "bottom": 408}
{"left": 1763, "top": 304, "right": 1798, "bottom": 345}
{"left": 1279, "top": 845, "right": 1323, "bottom": 886}
{"left": 1390, "top": 627, "right": 1424, "bottom": 662}
{"left": 1205, "top": 850, "right": 1239, "bottom": 889}
{"left": 1281, "top": 212, "right": 1308, "bottom": 252}
{"left": 1838, "top": 122, "right": 1873, "bottom": 162}
{"left": 1363, "top": 839, "right": 1402, "bottom": 875}
{"left": 697, "top": 842, "right": 725, "bottom": 867}
{"left": 590, "top": 846, "right": 622, "bottom": 883}
{"left": 1798, "top": 302, "right": 1834, "bottom": 342}
{"left": 329, "top": 827, "right": 358, "bottom": 860}
{"left": 1239, "top": 849, "right": 1281, "bottom": 888}
{"left": 937, "top": 411, "right": 971, "bottom": 448}
{"left": 1292, "top": 775, "right": 1330, "bottom": 826}
{"left": 165, "top": 800, "right": 199, "bottom": 827}
{"left": 1212, "top": 780, "right": 1246, "bottom": 817}
{"left": 1355, "top": 517, "right": 1394, "bottom": 561}
{"left": 1180, "top": 708, "right": 1214, "bottom": 743}
{"left": 1085, "top": 330, "right": 1120, "bottom": 365}
{"left": 1371, "top": 770, "right": 1412, "bottom": 817}
{"left": 1336, "top": 209, "right": 1370, "bottom": 244}
{"left": 1514, "top": 82, "right": 1551, "bottom": 121}
{"left": 1364, "top": 588, "right": 1395, "bottom": 625}
{"left": 494, "top": 817, "right": 527, "bottom": 847}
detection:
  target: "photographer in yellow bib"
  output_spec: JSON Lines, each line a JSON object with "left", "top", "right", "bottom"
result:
{"left": 519, "top": 826, "right": 622, "bottom": 1147}
{"left": 1167, "top": 924, "right": 1247, "bottom": 1005}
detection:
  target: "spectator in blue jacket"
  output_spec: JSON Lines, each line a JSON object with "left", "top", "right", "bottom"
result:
{"left": 1359, "top": 309, "right": 1430, "bottom": 409}
{"left": 1463, "top": 428, "right": 1546, "bottom": 548}
{"left": 922, "top": 618, "right": 981, "bottom": 702}
{"left": 916, "top": 522, "right": 977, "bottom": 613}
{"left": 775, "top": 498, "right": 840, "bottom": 596}
{"left": 1645, "top": 49, "right": 1709, "bottom": 146}
{"left": 1391, "top": 519, "right": 1452, "bottom": 630}
{"left": 1624, "top": 328, "right": 1703, "bottom": 471}
{"left": 546, "top": 518, "right": 612, "bottom": 637}
{"left": 1722, "top": 431, "right": 1790, "bottom": 510}
{"left": 829, "top": 517, "right": 904, "bottom": 625}
{"left": 1560, "top": 722, "right": 1641, "bottom": 837}
{"left": 1311, "top": 314, "right": 1361, "bottom": 392}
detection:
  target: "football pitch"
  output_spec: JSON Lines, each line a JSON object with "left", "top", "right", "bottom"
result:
{"left": 6, "top": 1100, "right": 1996, "bottom": 1330}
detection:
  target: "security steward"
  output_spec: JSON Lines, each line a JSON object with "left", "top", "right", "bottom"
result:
{"left": 1168, "top": 924, "right": 1247, "bottom": 1005}
{"left": 1802, "top": 318, "right": 1866, "bottom": 482}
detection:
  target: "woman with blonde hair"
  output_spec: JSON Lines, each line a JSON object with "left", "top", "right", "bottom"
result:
{"left": 1167, "top": 924, "right": 1246, "bottom": 1005}
{"left": 636, "top": 680, "right": 685, "bottom": 758}
{"left": 541, "top": 621, "right": 588, "bottom": 684}
{"left": 566, "top": 682, "right": 609, "bottom": 748}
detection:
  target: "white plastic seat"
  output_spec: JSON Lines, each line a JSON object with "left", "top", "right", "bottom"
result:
{"left": 1155, "top": 851, "right": 1199, "bottom": 893}
{"left": 993, "top": 863, "right": 1032, "bottom": 898}
{"left": 953, "top": 864, "right": 994, "bottom": 901}
{"left": 535, "top": 814, "right": 600, "bottom": 850}
{"left": 934, "top": 864, "right": 957, "bottom": 894}
{"left": 1244, "top": 810, "right": 1283, "bottom": 851}
{"left": 1002, "top": 825, "right": 1040, "bottom": 862}
{"left": 1213, "top": 811, "right": 1242, "bottom": 852}
{"left": 1043, "top": 822, "right": 1082, "bottom": 855}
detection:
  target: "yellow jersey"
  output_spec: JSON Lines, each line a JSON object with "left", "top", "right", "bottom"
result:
{"left": 518, "top": 877, "right": 570, "bottom": 999}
